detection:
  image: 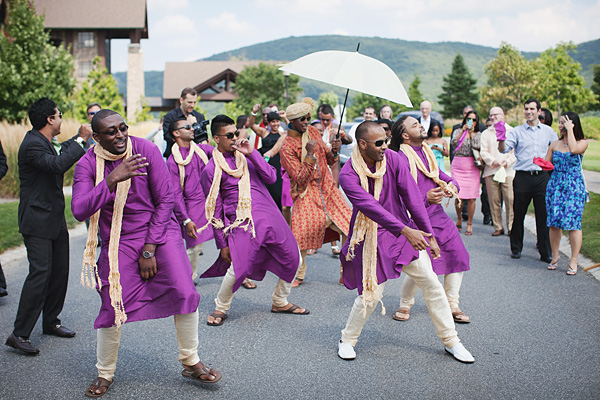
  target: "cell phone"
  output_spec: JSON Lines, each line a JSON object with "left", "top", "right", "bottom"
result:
{"left": 467, "top": 120, "right": 473, "bottom": 129}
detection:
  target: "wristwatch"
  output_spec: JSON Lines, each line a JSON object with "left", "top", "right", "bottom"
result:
{"left": 142, "top": 250, "right": 155, "bottom": 259}
{"left": 75, "top": 136, "right": 86, "bottom": 146}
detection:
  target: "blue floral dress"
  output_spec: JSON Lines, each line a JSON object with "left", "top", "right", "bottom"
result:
{"left": 546, "top": 151, "right": 586, "bottom": 230}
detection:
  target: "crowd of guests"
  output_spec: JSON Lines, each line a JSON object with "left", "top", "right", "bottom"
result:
{"left": 0, "top": 86, "right": 591, "bottom": 397}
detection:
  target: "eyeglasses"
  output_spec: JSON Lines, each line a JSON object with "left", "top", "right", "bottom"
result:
{"left": 50, "top": 111, "right": 63, "bottom": 120}
{"left": 88, "top": 111, "right": 98, "bottom": 116}
{"left": 299, "top": 115, "right": 311, "bottom": 122}
{"left": 362, "top": 137, "right": 390, "bottom": 147}
{"left": 215, "top": 130, "right": 240, "bottom": 139}
{"left": 173, "top": 124, "right": 193, "bottom": 132}
{"left": 97, "top": 124, "right": 128, "bottom": 136}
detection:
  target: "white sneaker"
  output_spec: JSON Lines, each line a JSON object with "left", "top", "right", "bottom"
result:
{"left": 338, "top": 341, "right": 356, "bottom": 360}
{"left": 445, "top": 343, "right": 475, "bottom": 363}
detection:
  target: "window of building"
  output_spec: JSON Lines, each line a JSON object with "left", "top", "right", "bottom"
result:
{"left": 78, "top": 32, "right": 95, "bottom": 48}
{"left": 78, "top": 60, "right": 94, "bottom": 78}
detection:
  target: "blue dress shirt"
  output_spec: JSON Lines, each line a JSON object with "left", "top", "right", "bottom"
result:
{"left": 502, "top": 122, "right": 557, "bottom": 171}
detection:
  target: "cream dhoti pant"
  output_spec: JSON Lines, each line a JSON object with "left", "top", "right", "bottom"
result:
{"left": 400, "top": 271, "right": 464, "bottom": 310}
{"left": 186, "top": 243, "right": 204, "bottom": 280}
{"left": 297, "top": 216, "right": 347, "bottom": 281}
{"left": 96, "top": 311, "right": 200, "bottom": 380}
{"left": 214, "top": 249, "right": 302, "bottom": 313}
{"left": 341, "top": 250, "right": 459, "bottom": 348}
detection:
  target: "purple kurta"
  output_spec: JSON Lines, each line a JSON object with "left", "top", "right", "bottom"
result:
{"left": 72, "top": 137, "right": 200, "bottom": 329}
{"left": 340, "top": 150, "right": 434, "bottom": 295}
{"left": 400, "top": 146, "right": 470, "bottom": 275}
{"left": 167, "top": 145, "right": 215, "bottom": 248}
{"left": 199, "top": 150, "right": 300, "bottom": 292}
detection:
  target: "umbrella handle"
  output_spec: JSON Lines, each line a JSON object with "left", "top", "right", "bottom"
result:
{"left": 336, "top": 88, "right": 350, "bottom": 139}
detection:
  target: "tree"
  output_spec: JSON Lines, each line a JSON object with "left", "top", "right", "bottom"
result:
{"left": 535, "top": 42, "right": 597, "bottom": 114}
{"left": 0, "top": 0, "right": 75, "bottom": 122}
{"left": 73, "top": 57, "right": 124, "bottom": 122}
{"left": 407, "top": 74, "right": 424, "bottom": 110}
{"left": 232, "top": 63, "right": 302, "bottom": 113}
{"left": 438, "top": 54, "right": 479, "bottom": 119}
{"left": 318, "top": 91, "right": 338, "bottom": 108}
{"left": 592, "top": 65, "right": 600, "bottom": 111}
{"left": 479, "top": 43, "right": 538, "bottom": 122}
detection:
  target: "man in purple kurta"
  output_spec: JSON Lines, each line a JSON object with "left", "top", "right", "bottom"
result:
{"left": 199, "top": 115, "right": 307, "bottom": 326}
{"left": 390, "top": 116, "right": 471, "bottom": 324}
{"left": 72, "top": 110, "right": 221, "bottom": 397}
{"left": 337, "top": 121, "right": 474, "bottom": 364}
{"left": 166, "top": 119, "right": 214, "bottom": 283}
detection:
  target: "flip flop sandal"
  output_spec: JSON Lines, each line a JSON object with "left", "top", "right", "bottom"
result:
{"left": 566, "top": 267, "right": 577, "bottom": 276}
{"left": 452, "top": 311, "right": 471, "bottom": 323}
{"left": 207, "top": 312, "right": 227, "bottom": 326}
{"left": 241, "top": 278, "right": 257, "bottom": 289}
{"left": 393, "top": 307, "right": 410, "bottom": 321}
{"left": 331, "top": 246, "right": 341, "bottom": 256}
{"left": 271, "top": 303, "right": 310, "bottom": 315}
{"left": 291, "top": 279, "right": 303, "bottom": 288}
{"left": 465, "top": 225, "right": 473, "bottom": 236}
{"left": 455, "top": 223, "right": 462, "bottom": 232}
{"left": 548, "top": 260, "right": 559, "bottom": 270}
{"left": 182, "top": 365, "right": 222, "bottom": 384}
{"left": 85, "top": 377, "right": 114, "bottom": 398}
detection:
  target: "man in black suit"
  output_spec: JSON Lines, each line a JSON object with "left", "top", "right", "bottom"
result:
{"left": 162, "top": 87, "right": 205, "bottom": 159}
{"left": 0, "top": 141, "right": 7, "bottom": 297}
{"left": 5, "top": 98, "right": 90, "bottom": 355}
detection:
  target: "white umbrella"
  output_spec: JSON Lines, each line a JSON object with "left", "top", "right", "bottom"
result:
{"left": 279, "top": 46, "right": 412, "bottom": 109}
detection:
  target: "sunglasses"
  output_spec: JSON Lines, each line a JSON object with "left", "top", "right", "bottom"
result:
{"left": 215, "top": 130, "right": 240, "bottom": 139}
{"left": 299, "top": 115, "right": 311, "bottom": 122}
{"left": 362, "top": 137, "right": 390, "bottom": 147}
{"left": 467, "top": 118, "right": 476, "bottom": 122}
{"left": 173, "top": 124, "right": 193, "bottom": 132}
{"left": 88, "top": 111, "right": 98, "bottom": 116}
{"left": 50, "top": 111, "right": 63, "bottom": 120}
{"left": 97, "top": 124, "right": 128, "bottom": 136}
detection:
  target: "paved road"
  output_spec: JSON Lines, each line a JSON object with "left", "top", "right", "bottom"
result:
{"left": 1, "top": 203, "right": 599, "bottom": 399}
{"left": 583, "top": 169, "right": 600, "bottom": 194}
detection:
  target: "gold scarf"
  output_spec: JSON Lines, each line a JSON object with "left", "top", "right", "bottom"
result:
{"left": 287, "top": 126, "right": 312, "bottom": 199}
{"left": 197, "top": 149, "right": 255, "bottom": 238}
{"left": 345, "top": 145, "right": 387, "bottom": 315}
{"left": 81, "top": 137, "right": 132, "bottom": 328}
{"left": 171, "top": 142, "right": 209, "bottom": 189}
{"left": 400, "top": 143, "right": 461, "bottom": 207}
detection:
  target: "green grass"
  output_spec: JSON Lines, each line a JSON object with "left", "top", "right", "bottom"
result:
{"left": 583, "top": 139, "right": 600, "bottom": 173}
{"left": 581, "top": 192, "right": 600, "bottom": 263}
{"left": 0, "top": 196, "right": 79, "bottom": 253}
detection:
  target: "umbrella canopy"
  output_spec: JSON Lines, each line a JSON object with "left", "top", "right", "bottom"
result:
{"left": 279, "top": 50, "right": 412, "bottom": 107}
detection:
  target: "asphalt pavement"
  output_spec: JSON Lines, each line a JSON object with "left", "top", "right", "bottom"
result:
{"left": 1, "top": 201, "right": 599, "bottom": 399}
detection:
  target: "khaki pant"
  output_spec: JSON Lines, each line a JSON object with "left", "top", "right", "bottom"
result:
{"left": 400, "top": 271, "right": 464, "bottom": 310}
{"left": 96, "top": 311, "right": 200, "bottom": 380}
{"left": 186, "top": 243, "right": 204, "bottom": 280}
{"left": 214, "top": 265, "right": 295, "bottom": 312}
{"left": 297, "top": 216, "right": 346, "bottom": 281}
{"left": 485, "top": 175, "right": 514, "bottom": 232}
{"left": 340, "top": 250, "right": 459, "bottom": 348}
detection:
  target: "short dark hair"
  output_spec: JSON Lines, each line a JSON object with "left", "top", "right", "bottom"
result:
{"left": 267, "top": 111, "right": 280, "bottom": 122}
{"left": 87, "top": 103, "right": 101, "bottom": 113}
{"left": 561, "top": 111, "right": 585, "bottom": 141}
{"left": 462, "top": 110, "right": 480, "bottom": 133}
{"left": 364, "top": 106, "right": 375, "bottom": 113}
{"left": 524, "top": 98, "right": 541, "bottom": 110}
{"left": 169, "top": 118, "right": 188, "bottom": 135}
{"left": 236, "top": 115, "right": 248, "bottom": 129}
{"left": 377, "top": 118, "right": 393, "bottom": 132}
{"left": 91, "top": 109, "right": 120, "bottom": 133}
{"left": 211, "top": 115, "right": 235, "bottom": 136}
{"left": 428, "top": 120, "right": 442, "bottom": 138}
{"left": 180, "top": 87, "right": 197, "bottom": 98}
{"left": 319, "top": 104, "right": 334, "bottom": 115}
{"left": 389, "top": 115, "right": 411, "bottom": 151}
{"left": 355, "top": 121, "right": 380, "bottom": 142}
{"left": 540, "top": 108, "right": 553, "bottom": 127}
{"left": 28, "top": 98, "right": 57, "bottom": 130}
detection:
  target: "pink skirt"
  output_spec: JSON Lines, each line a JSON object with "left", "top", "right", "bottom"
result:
{"left": 281, "top": 169, "right": 293, "bottom": 207}
{"left": 451, "top": 156, "right": 480, "bottom": 199}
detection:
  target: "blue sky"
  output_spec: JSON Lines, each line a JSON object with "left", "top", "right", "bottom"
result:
{"left": 110, "top": 0, "right": 600, "bottom": 72}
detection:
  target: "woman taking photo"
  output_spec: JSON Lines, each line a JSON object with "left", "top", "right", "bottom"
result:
{"left": 450, "top": 110, "right": 482, "bottom": 236}
{"left": 545, "top": 112, "right": 588, "bottom": 275}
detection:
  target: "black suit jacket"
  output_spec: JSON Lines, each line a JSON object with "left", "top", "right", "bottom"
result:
{"left": 0, "top": 142, "right": 7, "bottom": 181}
{"left": 162, "top": 108, "right": 205, "bottom": 158}
{"left": 18, "top": 130, "right": 85, "bottom": 240}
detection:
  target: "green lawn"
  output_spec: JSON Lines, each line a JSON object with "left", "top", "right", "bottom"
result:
{"left": 583, "top": 139, "right": 600, "bottom": 173}
{"left": 581, "top": 192, "right": 600, "bottom": 263}
{"left": 0, "top": 196, "right": 79, "bottom": 253}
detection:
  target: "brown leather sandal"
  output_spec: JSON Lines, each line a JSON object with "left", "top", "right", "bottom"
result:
{"left": 182, "top": 363, "right": 222, "bottom": 384}
{"left": 452, "top": 311, "right": 471, "bottom": 323}
{"left": 85, "top": 377, "right": 113, "bottom": 398}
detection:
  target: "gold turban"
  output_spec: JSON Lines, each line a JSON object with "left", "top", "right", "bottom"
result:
{"left": 286, "top": 97, "right": 315, "bottom": 120}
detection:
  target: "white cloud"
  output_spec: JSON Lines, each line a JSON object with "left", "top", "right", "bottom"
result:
{"left": 255, "top": 0, "right": 342, "bottom": 14}
{"left": 206, "top": 12, "right": 254, "bottom": 33}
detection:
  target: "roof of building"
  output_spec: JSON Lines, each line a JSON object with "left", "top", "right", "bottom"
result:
{"left": 162, "top": 60, "right": 271, "bottom": 100}
{"left": 33, "top": 0, "right": 147, "bottom": 31}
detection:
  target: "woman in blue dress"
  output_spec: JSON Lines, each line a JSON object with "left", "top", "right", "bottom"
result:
{"left": 424, "top": 120, "right": 448, "bottom": 173}
{"left": 545, "top": 112, "right": 588, "bottom": 275}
